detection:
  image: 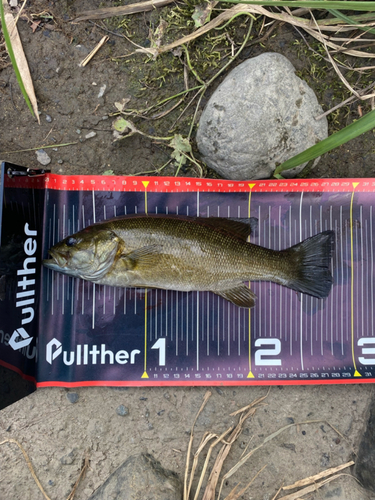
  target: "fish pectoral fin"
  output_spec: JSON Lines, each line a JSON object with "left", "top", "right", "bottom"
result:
{"left": 120, "top": 245, "right": 162, "bottom": 269}
{"left": 214, "top": 284, "right": 257, "bottom": 308}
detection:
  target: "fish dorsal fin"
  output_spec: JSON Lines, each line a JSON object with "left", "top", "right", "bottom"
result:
{"left": 119, "top": 244, "right": 162, "bottom": 270}
{"left": 214, "top": 284, "right": 257, "bottom": 308}
{"left": 194, "top": 217, "right": 258, "bottom": 240}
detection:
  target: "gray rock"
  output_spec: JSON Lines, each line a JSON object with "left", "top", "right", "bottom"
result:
{"left": 66, "top": 392, "right": 79, "bottom": 404}
{"left": 116, "top": 404, "right": 129, "bottom": 416}
{"left": 36, "top": 149, "right": 51, "bottom": 166}
{"left": 60, "top": 449, "right": 76, "bottom": 465}
{"left": 196, "top": 52, "right": 328, "bottom": 179}
{"left": 89, "top": 453, "right": 182, "bottom": 500}
{"left": 354, "top": 397, "right": 375, "bottom": 492}
{"left": 85, "top": 131, "right": 97, "bottom": 140}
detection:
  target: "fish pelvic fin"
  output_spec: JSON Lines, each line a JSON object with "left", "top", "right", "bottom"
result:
{"left": 284, "top": 230, "right": 335, "bottom": 299}
{"left": 214, "top": 284, "right": 257, "bottom": 308}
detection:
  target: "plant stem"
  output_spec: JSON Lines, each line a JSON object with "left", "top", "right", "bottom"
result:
{"left": 274, "top": 109, "right": 375, "bottom": 177}
{"left": 218, "top": 1, "right": 375, "bottom": 12}
{"left": 0, "top": 142, "right": 79, "bottom": 154}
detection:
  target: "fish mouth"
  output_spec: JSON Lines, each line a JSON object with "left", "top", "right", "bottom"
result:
{"left": 43, "top": 249, "right": 69, "bottom": 271}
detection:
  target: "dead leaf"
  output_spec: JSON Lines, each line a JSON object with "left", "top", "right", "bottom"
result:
{"left": 114, "top": 98, "right": 131, "bottom": 112}
{"left": 30, "top": 20, "right": 41, "bottom": 33}
{"left": 169, "top": 134, "right": 192, "bottom": 165}
{"left": 150, "top": 19, "right": 168, "bottom": 49}
{"left": 4, "top": 6, "right": 40, "bottom": 123}
{"left": 192, "top": 1, "right": 217, "bottom": 29}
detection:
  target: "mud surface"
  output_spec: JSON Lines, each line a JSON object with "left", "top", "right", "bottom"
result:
{"left": 1, "top": 1, "right": 375, "bottom": 499}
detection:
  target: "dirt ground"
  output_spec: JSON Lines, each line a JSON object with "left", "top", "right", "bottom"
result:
{"left": 1, "top": 1, "right": 375, "bottom": 499}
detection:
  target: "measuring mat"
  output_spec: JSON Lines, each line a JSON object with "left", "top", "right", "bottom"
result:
{"left": 1, "top": 161, "right": 375, "bottom": 391}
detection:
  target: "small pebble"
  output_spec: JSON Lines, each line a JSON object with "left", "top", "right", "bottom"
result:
{"left": 60, "top": 451, "right": 75, "bottom": 465}
{"left": 321, "top": 453, "right": 330, "bottom": 467}
{"left": 57, "top": 160, "right": 63, "bottom": 164}
{"left": 85, "top": 131, "right": 97, "bottom": 139}
{"left": 66, "top": 392, "right": 79, "bottom": 404}
{"left": 116, "top": 405, "right": 129, "bottom": 416}
{"left": 76, "top": 129, "right": 81, "bottom": 135}
{"left": 36, "top": 149, "right": 51, "bottom": 166}
{"left": 46, "top": 114, "right": 52, "bottom": 123}
{"left": 97, "top": 84, "right": 106, "bottom": 98}
{"left": 168, "top": 410, "right": 178, "bottom": 422}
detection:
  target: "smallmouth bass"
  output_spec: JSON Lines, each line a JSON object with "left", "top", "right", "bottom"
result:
{"left": 43, "top": 215, "right": 334, "bottom": 308}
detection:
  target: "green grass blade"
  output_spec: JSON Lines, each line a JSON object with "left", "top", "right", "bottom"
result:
{"left": 0, "top": 2, "right": 35, "bottom": 117}
{"left": 274, "top": 109, "right": 375, "bottom": 177}
{"left": 219, "top": 1, "right": 375, "bottom": 11}
{"left": 328, "top": 8, "right": 375, "bottom": 35}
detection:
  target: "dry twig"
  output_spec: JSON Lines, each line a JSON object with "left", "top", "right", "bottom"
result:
{"left": 79, "top": 35, "right": 109, "bottom": 67}
{"left": 0, "top": 438, "right": 90, "bottom": 500}
{"left": 74, "top": 0, "right": 175, "bottom": 22}
{"left": 281, "top": 460, "right": 354, "bottom": 491}
{"left": 277, "top": 473, "right": 354, "bottom": 500}
{"left": 0, "top": 438, "right": 51, "bottom": 500}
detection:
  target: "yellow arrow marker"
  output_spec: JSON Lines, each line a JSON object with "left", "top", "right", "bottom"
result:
{"left": 350, "top": 182, "right": 361, "bottom": 377}
{"left": 247, "top": 184, "right": 254, "bottom": 378}
{"left": 142, "top": 181, "right": 149, "bottom": 215}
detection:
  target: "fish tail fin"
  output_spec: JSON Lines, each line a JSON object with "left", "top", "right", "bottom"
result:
{"left": 284, "top": 230, "right": 335, "bottom": 299}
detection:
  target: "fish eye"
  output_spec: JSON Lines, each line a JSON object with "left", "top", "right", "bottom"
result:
{"left": 66, "top": 237, "right": 77, "bottom": 247}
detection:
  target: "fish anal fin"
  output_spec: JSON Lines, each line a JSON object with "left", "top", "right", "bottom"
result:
{"left": 215, "top": 284, "right": 257, "bottom": 308}
{"left": 194, "top": 217, "right": 258, "bottom": 240}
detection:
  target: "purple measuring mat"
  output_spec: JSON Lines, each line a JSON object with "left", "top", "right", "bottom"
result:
{"left": 1, "top": 164, "right": 375, "bottom": 390}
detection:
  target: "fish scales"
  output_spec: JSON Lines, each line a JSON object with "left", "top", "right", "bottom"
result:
{"left": 103, "top": 216, "right": 280, "bottom": 289}
{"left": 43, "top": 215, "right": 335, "bottom": 308}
